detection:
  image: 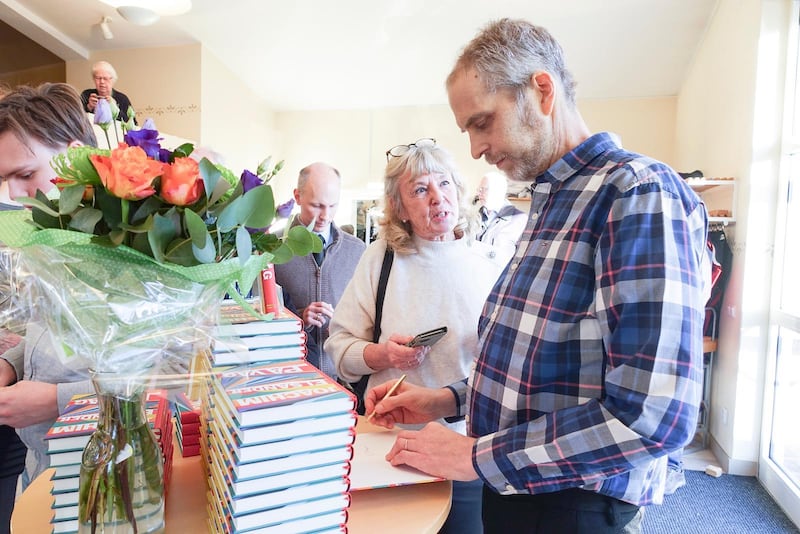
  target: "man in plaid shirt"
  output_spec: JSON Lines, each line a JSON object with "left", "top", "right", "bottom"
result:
{"left": 367, "top": 18, "right": 709, "bottom": 534}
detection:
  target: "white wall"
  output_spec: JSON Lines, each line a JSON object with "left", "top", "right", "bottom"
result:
{"left": 274, "top": 97, "right": 678, "bottom": 227}
{"left": 199, "top": 47, "right": 280, "bottom": 176}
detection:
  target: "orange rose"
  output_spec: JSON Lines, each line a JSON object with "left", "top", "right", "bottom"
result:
{"left": 90, "top": 145, "right": 163, "bottom": 201}
{"left": 160, "top": 157, "right": 204, "bottom": 206}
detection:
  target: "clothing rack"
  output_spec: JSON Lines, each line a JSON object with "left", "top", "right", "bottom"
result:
{"left": 708, "top": 221, "right": 727, "bottom": 233}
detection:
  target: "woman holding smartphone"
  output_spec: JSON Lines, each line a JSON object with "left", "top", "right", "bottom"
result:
{"left": 326, "top": 139, "right": 507, "bottom": 534}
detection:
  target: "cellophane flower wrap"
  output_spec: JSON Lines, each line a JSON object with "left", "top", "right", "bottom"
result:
{"left": 0, "top": 127, "right": 317, "bottom": 533}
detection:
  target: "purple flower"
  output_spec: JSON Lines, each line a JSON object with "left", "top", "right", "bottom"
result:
{"left": 94, "top": 99, "right": 112, "bottom": 125}
{"left": 240, "top": 169, "right": 262, "bottom": 193}
{"left": 124, "top": 129, "right": 163, "bottom": 160}
{"left": 276, "top": 198, "right": 295, "bottom": 218}
{"left": 142, "top": 118, "right": 157, "bottom": 130}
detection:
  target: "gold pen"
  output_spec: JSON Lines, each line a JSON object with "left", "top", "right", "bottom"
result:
{"left": 366, "top": 374, "right": 407, "bottom": 421}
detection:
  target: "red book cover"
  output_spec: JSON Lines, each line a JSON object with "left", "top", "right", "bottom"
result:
{"left": 213, "top": 360, "right": 355, "bottom": 427}
{"left": 260, "top": 264, "right": 280, "bottom": 315}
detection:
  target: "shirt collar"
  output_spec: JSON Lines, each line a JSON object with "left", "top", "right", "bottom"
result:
{"left": 537, "top": 132, "right": 620, "bottom": 186}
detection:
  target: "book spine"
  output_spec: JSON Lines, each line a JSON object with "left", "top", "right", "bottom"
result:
{"left": 260, "top": 264, "right": 280, "bottom": 315}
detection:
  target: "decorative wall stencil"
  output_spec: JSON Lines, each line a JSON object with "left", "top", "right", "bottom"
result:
{"left": 140, "top": 103, "right": 199, "bottom": 117}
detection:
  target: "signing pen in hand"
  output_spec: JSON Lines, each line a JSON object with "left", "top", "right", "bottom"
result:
{"left": 366, "top": 374, "right": 407, "bottom": 421}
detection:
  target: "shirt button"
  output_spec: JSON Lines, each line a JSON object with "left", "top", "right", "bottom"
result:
{"left": 531, "top": 213, "right": 539, "bottom": 220}
{"left": 505, "top": 483, "right": 515, "bottom": 492}
{"left": 490, "top": 311, "right": 498, "bottom": 321}
{"left": 510, "top": 262, "right": 518, "bottom": 271}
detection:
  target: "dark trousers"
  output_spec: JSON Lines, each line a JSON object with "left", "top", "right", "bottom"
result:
{"left": 482, "top": 486, "right": 640, "bottom": 534}
{"left": 0, "top": 474, "right": 18, "bottom": 534}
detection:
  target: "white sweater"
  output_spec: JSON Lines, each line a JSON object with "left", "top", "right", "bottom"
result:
{"left": 325, "top": 236, "right": 505, "bottom": 430}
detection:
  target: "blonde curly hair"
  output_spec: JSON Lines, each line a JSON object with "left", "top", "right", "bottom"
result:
{"left": 379, "top": 140, "right": 477, "bottom": 254}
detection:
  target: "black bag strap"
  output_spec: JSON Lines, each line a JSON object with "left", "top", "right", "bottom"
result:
{"left": 350, "top": 247, "right": 393, "bottom": 415}
{"left": 373, "top": 247, "right": 394, "bottom": 343}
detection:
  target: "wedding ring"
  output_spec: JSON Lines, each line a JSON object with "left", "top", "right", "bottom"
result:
{"left": 317, "top": 313, "right": 323, "bottom": 320}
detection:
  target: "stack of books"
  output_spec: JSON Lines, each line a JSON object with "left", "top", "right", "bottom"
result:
{"left": 210, "top": 301, "right": 306, "bottom": 367}
{"left": 173, "top": 391, "right": 203, "bottom": 457}
{"left": 202, "top": 359, "right": 356, "bottom": 533}
{"left": 44, "top": 390, "right": 173, "bottom": 534}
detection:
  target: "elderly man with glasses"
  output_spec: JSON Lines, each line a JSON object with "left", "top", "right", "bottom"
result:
{"left": 80, "top": 60, "right": 136, "bottom": 124}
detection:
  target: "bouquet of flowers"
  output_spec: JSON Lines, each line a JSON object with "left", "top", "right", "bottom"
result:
{"left": 0, "top": 125, "right": 317, "bottom": 532}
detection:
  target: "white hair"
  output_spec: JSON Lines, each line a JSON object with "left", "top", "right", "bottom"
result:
{"left": 92, "top": 61, "right": 118, "bottom": 83}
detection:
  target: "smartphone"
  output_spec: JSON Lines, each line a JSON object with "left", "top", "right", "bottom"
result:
{"left": 406, "top": 326, "right": 448, "bottom": 348}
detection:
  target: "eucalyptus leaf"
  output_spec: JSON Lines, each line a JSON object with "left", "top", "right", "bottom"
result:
{"left": 191, "top": 237, "right": 217, "bottom": 264}
{"left": 58, "top": 185, "right": 86, "bottom": 214}
{"left": 216, "top": 195, "right": 245, "bottom": 233}
{"left": 235, "top": 226, "right": 252, "bottom": 264}
{"left": 266, "top": 242, "right": 294, "bottom": 264}
{"left": 199, "top": 158, "right": 222, "bottom": 203}
{"left": 119, "top": 214, "right": 153, "bottom": 234}
{"left": 68, "top": 207, "right": 103, "bottom": 234}
{"left": 17, "top": 195, "right": 59, "bottom": 217}
{"left": 162, "top": 237, "right": 200, "bottom": 266}
{"left": 240, "top": 185, "right": 275, "bottom": 229}
{"left": 148, "top": 213, "right": 179, "bottom": 263}
{"left": 130, "top": 196, "right": 163, "bottom": 224}
{"left": 108, "top": 228, "right": 126, "bottom": 246}
{"left": 185, "top": 209, "right": 211, "bottom": 249}
{"left": 287, "top": 224, "right": 321, "bottom": 254}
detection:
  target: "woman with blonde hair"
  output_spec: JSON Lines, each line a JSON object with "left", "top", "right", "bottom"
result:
{"left": 326, "top": 138, "right": 504, "bottom": 533}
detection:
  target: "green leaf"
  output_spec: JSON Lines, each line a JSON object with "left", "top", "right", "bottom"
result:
{"left": 148, "top": 212, "right": 179, "bottom": 263}
{"left": 199, "top": 158, "right": 222, "bottom": 203}
{"left": 216, "top": 195, "right": 245, "bottom": 233}
{"left": 267, "top": 242, "right": 294, "bottom": 264}
{"left": 286, "top": 224, "right": 319, "bottom": 255}
{"left": 209, "top": 176, "right": 235, "bottom": 206}
{"left": 172, "top": 143, "right": 195, "bottom": 159}
{"left": 95, "top": 188, "right": 123, "bottom": 230}
{"left": 108, "top": 228, "right": 126, "bottom": 245}
{"left": 162, "top": 236, "right": 200, "bottom": 266}
{"left": 191, "top": 237, "right": 217, "bottom": 264}
{"left": 119, "top": 214, "right": 153, "bottom": 234}
{"left": 256, "top": 156, "right": 272, "bottom": 178}
{"left": 130, "top": 196, "right": 163, "bottom": 224}
{"left": 235, "top": 226, "right": 252, "bottom": 264}
{"left": 68, "top": 207, "right": 103, "bottom": 233}
{"left": 17, "top": 195, "right": 59, "bottom": 218}
{"left": 58, "top": 184, "right": 86, "bottom": 214}
{"left": 241, "top": 185, "right": 274, "bottom": 229}
{"left": 185, "top": 209, "right": 210, "bottom": 249}
{"left": 216, "top": 185, "right": 275, "bottom": 233}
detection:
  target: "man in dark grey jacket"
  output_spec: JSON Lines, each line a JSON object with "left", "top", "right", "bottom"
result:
{"left": 274, "top": 162, "right": 365, "bottom": 380}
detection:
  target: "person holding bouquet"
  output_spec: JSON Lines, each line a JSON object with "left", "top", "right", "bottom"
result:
{"left": 0, "top": 83, "right": 96, "bottom": 526}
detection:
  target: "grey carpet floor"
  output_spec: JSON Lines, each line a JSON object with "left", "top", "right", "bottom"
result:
{"left": 643, "top": 470, "right": 799, "bottom": 533}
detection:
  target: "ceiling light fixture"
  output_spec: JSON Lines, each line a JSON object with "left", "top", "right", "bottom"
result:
{"left": 99, "top": 1, "right": 192, "bottom": 18}
{"left": 116, "top": 5, "right": 160, "bottom": 26}
{"left": 99, "top": 16, "right": 114, "bottom": 40}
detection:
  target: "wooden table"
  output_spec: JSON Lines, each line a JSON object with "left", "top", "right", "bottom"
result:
{"left": 12, "top": 420, "right": 451, "bottom": 533}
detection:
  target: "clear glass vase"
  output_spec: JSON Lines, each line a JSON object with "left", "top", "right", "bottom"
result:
{"left": 78, "top": 372, "right": 165, "bottom": 534}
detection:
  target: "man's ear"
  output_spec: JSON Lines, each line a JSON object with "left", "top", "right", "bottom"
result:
{"left": 293, "top": 188, "right": 301, "bottom": 204}
{"left": 529, "top": 71, "right": 556, "bottom": 116}
{"left": 67, "top": 140, "right": 84, "bottom": 148}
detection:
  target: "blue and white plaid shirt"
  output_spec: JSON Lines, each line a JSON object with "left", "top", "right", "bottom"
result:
{"left": 455, "top": 133, "right": 708, "bottom": 506}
